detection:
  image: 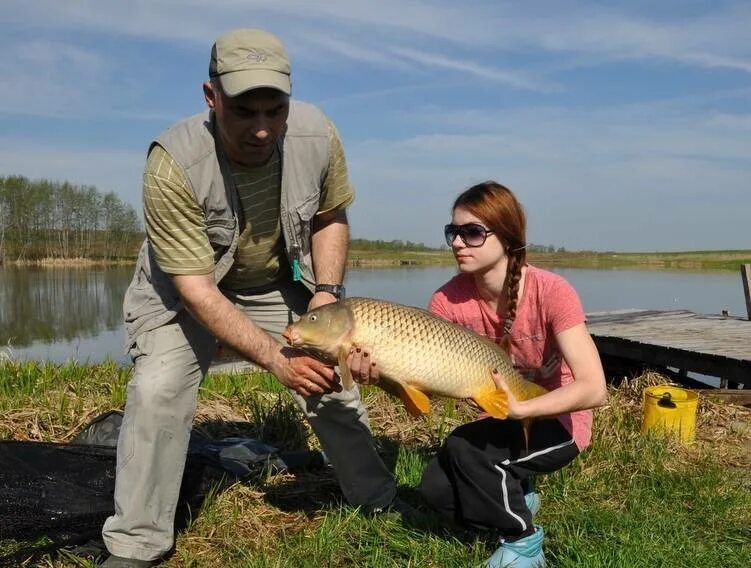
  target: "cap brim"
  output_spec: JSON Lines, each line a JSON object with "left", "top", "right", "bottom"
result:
{"left": 219, "top": 69, "right": 291, "bottom": 97}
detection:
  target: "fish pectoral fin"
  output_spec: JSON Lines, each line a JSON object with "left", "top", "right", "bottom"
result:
{"left": 400, "top": 384, "right": 432, "bottom": 417}
{"left": 473, "top": 387, "right": 508, "bottom": 419}
{"left": 337, "top": 349, "right": 354, "bottom": 391}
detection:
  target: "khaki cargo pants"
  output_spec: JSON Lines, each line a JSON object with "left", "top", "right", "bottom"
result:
{"left": 102, "top": 282, "right": 396, "bottom": 561}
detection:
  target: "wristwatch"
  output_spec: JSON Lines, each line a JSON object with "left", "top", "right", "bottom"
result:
{"left": 315, "top": 283, "right": 346, "bottom": 299}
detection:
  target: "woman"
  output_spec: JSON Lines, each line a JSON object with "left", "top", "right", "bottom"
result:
{"left": 351, "top": 181, "right": 607, "bottom": 568}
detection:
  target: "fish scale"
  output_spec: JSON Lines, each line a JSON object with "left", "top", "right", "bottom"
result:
{"left": 347, "top": 298, "right": 531, "bottom": 399}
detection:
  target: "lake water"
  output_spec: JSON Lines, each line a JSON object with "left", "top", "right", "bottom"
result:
{"left": 1, "top": 265, "right": 747, "bottom": 365}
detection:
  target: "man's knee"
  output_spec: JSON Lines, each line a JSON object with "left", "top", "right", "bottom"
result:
{"left": 127, "top": 365, "right": 200, "bottom": 423}
{"left": 296, "top": 385, "right": 365, "bottom": 418}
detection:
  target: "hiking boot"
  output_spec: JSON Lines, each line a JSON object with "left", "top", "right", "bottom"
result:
{"left": 486, "top": 525, "right": 545, "bottom": 568}
{"left": 100, "top": 554, "right": 159, "bottom": 567}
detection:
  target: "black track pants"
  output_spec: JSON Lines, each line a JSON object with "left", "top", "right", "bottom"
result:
{"left": 418, "top": 417, "right": 579, "bottom": 537}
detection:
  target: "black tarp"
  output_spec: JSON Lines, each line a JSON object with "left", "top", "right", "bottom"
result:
{"left": 0, "top": 411, "right": 325, "bottom": 565}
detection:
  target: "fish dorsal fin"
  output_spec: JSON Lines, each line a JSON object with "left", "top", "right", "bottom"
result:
{"left": 473, "top": 385, "right": 508, "bottom": 419}
{"left": 337, "top": 347, "right": 354, "bottom": 391}
{"left": 400, "top": 384, "right": 432, "bottom": 417}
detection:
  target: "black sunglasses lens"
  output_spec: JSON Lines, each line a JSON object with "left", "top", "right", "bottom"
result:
{"left": 444, "top": 224, "right": 488, "bottom": 246}
{"left": 462, "top": 225, "right": 487, "bottom": 246}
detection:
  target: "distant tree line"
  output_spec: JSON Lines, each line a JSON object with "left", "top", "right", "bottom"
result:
{"left": 0, "top": 175, "right": 568, "bottom": 263}
{"left": 350, "top": 238, "right": 437, "bottom": 252}
{"left": 350, "top": 239, "right": 567, "bottom": 253}
{"left": 0, "top": 175, "right": 143, "bottom": 262}
{"left": 528, "top": 244, "right": 567, "bottom": 253}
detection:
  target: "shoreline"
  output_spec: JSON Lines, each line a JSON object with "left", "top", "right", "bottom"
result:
{"left": 0, "top": 249, "right": 749, "bottom": 272}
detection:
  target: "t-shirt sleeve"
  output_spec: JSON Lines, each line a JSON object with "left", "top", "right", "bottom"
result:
{"left": 545, "top": 276, "right": 586, "bottom": 335}
{"left": 143, "top": 145, "right": 215, "bottom": 275}
{"left": 428, "top": 290, "right": 454, "bottom": 321}
{"left": 318, "top": 120, "right": 355, "bottom": 213}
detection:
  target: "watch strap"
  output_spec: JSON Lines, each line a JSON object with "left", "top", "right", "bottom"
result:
{"left": 314, "top": 283, "right": 345, "bottom": 299}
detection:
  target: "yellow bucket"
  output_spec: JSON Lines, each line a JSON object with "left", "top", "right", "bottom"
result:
{"left": 642, "top": 385, "right": 699, "bottom": 444}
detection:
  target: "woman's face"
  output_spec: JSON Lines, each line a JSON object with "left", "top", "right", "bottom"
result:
{"left": 448, "top": 206, "right": 506, "bottom": 274}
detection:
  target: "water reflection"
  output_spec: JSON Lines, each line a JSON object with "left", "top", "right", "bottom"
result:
{"left": 0, "top": 266, "right": 131, "bottom": 347}
{"left": 0, "top": 265, "right": 746, "bottom": 364}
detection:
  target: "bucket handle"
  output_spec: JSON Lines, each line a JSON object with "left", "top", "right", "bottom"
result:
{"left": 657, "top": 392, "right": 677, "bottom": 409}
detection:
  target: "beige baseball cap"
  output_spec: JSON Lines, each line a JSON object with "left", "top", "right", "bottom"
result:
{"left": 209, "top": 28, "right": 291, "bottom": 96}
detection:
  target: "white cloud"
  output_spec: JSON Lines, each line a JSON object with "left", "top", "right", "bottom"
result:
{"left": 344, "top": 96, "right": 751, "bottom": 251}
{"left": 0, "top": 40, "right": 101, "bottom": 117}
{"left": 4, "top": 1, "right": 750, "bottom": 73}
{"left": 1, "top": 1, "right": 749, "bottom": 251}
{"left": 389, "top": 47, "right": 554, "bottom": 91}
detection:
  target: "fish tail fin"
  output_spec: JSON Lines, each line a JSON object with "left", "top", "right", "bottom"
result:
{"left": 473, "top": 386, "right": 508, "bottom": 419}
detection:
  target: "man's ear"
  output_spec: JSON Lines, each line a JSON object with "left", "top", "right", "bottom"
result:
{"left": 203, "top": 81, "right": 217, "bottom": 109}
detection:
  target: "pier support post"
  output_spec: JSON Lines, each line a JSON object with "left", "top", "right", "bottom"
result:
{"left": 742, "top": 264, "right": 751, "bottom": 321}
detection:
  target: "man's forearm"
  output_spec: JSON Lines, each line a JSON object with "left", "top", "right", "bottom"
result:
{"left": 311, "top": 208, "right": 349, "bottom": 285}
{"left": 172, "top": 274, "right": 283, "bottom": 374}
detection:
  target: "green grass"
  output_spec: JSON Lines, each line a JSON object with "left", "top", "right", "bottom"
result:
{"left": 527, "top": 249, "right": 751, "bottom": 272}
{"left": 1, "top": 361, "right": 749, "bottom": 567}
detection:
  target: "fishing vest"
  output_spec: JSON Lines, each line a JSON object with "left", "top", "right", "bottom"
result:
{"left": 122, "top": 100, "right": 331, "bottom": 350}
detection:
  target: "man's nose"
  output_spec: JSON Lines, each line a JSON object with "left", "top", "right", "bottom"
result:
{"left": 251, "top": 118, "right": 270, "bottom": 140}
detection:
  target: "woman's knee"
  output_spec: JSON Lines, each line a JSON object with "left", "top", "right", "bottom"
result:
{"left": 441, "top": 430, "right": 485, "bottom": 468}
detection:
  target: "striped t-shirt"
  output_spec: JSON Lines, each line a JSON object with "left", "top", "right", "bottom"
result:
{"left": 143, "top": 120, "right": 354, "bottom": 290}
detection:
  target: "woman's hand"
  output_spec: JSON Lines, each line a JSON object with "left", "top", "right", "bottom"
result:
{"left": 346, "top": 345, "right": 380, "bottom": 384}
{"left": 491, "top": 368, "right": 528, "bottom": 420}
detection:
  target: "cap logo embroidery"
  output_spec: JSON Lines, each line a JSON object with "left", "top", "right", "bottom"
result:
{"left": 245, "top": 48, "right": 269, "bottom": 64}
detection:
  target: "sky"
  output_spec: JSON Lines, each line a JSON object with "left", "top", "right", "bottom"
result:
{"left": 1, "top": 1, "right": 749, "bottom": 252}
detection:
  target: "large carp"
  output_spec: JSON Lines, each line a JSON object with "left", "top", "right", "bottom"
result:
{"left": 282, "top": 297, "right": 547, "bottom": 419}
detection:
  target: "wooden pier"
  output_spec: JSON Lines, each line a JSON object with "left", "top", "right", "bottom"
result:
{"left": 587, "top": 309, "right": 750, "bottom": 389}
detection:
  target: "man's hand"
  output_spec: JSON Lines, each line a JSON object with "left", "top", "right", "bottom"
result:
{"left": 346, "top": 345, "right": 380, "bottom": 385}
{"left": 272, "top": 347, "right": 342, "bottom": 396}
{"left": 308, "top": 290, "right": 339, "bottom": 311}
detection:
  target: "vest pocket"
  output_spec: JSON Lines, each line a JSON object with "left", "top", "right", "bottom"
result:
{"left": 295, "top": 190, "right": 320, "bottom": 222}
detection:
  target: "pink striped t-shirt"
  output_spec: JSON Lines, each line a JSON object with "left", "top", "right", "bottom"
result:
{"left": 428, "top": 265, "right": 593, "bottom": 450}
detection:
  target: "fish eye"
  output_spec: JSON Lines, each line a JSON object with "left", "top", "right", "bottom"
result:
{"left": 309, "top": 314, "right": 318, "bottom": 322}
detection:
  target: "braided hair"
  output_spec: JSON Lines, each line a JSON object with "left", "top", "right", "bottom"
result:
{"left": 452, "top": 181, "right": 528, "bottom": 342}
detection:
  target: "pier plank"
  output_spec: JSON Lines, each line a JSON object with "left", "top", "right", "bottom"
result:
{"left": 586, "top": 310, "right": 751, "bottom": 387}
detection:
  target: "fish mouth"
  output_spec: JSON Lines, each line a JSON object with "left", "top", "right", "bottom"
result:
{"left": 281, "top": 325, "right": 297, "bottom": 346}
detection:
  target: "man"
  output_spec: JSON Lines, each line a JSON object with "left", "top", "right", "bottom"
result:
{"left": 101, "top": 28, "right": 399, "bottom": 567}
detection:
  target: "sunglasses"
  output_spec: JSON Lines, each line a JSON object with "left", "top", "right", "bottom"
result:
{"left": 444, "top": 223, "right": 495, "bottom": 247}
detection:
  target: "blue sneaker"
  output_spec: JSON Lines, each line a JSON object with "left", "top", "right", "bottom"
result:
{"left": 525, "top": 491, "right": 541, "bottom": 517}
{"left": 486, "top": 525, "right": 545, "bottom": 568}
